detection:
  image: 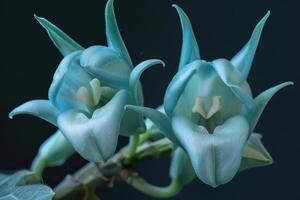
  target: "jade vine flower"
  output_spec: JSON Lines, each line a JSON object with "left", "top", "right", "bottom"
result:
{"left": 9, "top": 0, "right": 163, "bottom": 163}
{"left": 127, "top": 5, "right": 292, "bottom": 187}
{"left": 145, "top": 106, "right": 275, "bottom": 186}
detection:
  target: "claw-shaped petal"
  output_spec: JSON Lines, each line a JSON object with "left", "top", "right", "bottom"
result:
{"left": 240, "top": 133, "right": 273, "bottom": 171}
{"left": 58, "top": 90, "right": 128, "bottom": 162}
{"left": 164, "top": 61, "right": 199, "bottom": 117}
{"left": 9, "top": 100, "right": 59, "bottom": 126}
{"left": 34, "top": 15, "right": 84, "bottom": 56}
{"left": 49, "top": 51, "right": 93, "bottom": 112}
{"left": 173, "top": 5, "right": 200, "bottom": 70}
{"left": 105, "top": 0, "right": 132, "bottom": 67}
{"left": 231, "top": 12, "right": 270, "bottom": 78}
{"left": 172, "top": 115, "right": 249, "bottom": 187}
{"left": 249, "top": 81, "right": 293, "bottom": 131}
{"left": 80, "top": 46, "right": 131, "bottom": 88}
{"left": 212, "top": 59, "right": 253, "bottom": 111}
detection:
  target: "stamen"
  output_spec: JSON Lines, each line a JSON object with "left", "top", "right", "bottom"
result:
{"left": 76, "top": 78, "right": 103, "bottom": 106}
{"left": 76, "top": 86, "right": 94, "bottom": 105}
{"left": 207, "top": 96, "right": 222, "bottom": 118}
{"left": 89, "top": 78, "right": 102, "bottom": 105}
{"left": 192, "top": 96, "right": 222, "bottom": 119}
{"left": 192, "top": 96, "right": 207, "bottom": 118}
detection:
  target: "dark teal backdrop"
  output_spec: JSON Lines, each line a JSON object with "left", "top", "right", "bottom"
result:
{"left": 0, "top": 0, "right": 299, "bottom": 199}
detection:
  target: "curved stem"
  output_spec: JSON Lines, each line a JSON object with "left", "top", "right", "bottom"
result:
{"left": 31, "top": 155, "right": 46, "bottom": 177}
{"left": 125, "top": 134, "right": 140, "bottom": 158}
{"left": 127, "top": 176, "right": 182, "bottom": 199}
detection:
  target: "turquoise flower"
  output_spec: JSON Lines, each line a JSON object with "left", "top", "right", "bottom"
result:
{"left": 9, "top": 0, "right": 164, "bottom": 164}
{"left": 127, "top": 5, "right": 292, "bottom": 187}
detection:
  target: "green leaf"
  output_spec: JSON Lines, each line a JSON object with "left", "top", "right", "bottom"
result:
{"left": 0, "top": 170, "right": 54, "bottom": 200}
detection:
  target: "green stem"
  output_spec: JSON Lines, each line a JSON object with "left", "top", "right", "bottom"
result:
{"left": 54, "top": 138, "right": 174, "bottom": 199}
{"left": 30, "top": 155, "right": 46, "bottom": 178}
{"left": 127, "top": 176, "right": 182, "bottom": 199}
{"left": 125, "top": 134, "right": 140, "bottom": 158}
{"left": 138, "top": 132, "right": 151, "bottom": 144}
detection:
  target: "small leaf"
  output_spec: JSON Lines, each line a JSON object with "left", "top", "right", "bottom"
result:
{"left": 0, "top": 170, "right": 54, "bottom": 200}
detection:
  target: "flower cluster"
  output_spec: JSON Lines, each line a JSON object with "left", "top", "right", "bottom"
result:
{"left": 10, "top": 0, "right": 292, "bottom": 189}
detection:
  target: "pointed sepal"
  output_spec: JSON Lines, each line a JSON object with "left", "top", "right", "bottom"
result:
{"left": 9, "top": 100, "right": 59, "bottom": 126}
{"left": 249, "top": 81, "right": 293, "bottom": 131}
{"left": 125, "top": 105, "right": 179, "bottom": 145}
{"left": 105, "top": 0, "right": 132, "bottom": 66}
{"left": 173, "top": 5, "right": 200, "bottom": 70}
{"left": 129, "top": 59, "right": 165, "bottom": 105}
{"left": 34, "top": 15, "right": 84, "bottom": 56}
{"left": 231, "top": 11, "right": 270, "bottom": 78}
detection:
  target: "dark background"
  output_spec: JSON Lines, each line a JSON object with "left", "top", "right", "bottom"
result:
{"left": 0, "top": 0, "right": 299, "bottom": 199}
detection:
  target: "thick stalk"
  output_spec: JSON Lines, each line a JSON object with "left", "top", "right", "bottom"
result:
{"left": 54, "top": 138, "right": 173, "bottom": 199}
{"left": 125, "top": 135, "right": 140, "bottom": 158}
{"left": 31, "top": 155, "right": 46, "bottom": 178}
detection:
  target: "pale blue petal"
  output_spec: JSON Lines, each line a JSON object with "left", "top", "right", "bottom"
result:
{"left": 125, "top": 105, "right": 179, "bottom": 145}
{"left": 249, "top": 81, "right": 293, "bottom": 131}
{"left": 172, "top": 115, "right": 249, "bottom": 187}
{"left": 49, "top": 51, "right": 92, "bottom": 112}
{"left": 170, "top": 147, "right": 196, "bottom": 185}
{"left": 211, "top": 59, "right": 253, "bottom": 111}
{"left": 80, "top": 46, "right": 131, "bottom": 88}
{"left": 105, "top": 0, "right": 133, "bottom": 67}
{"left": 34, "top": 130, "right": 75, "bottom": 167}
{"left": 34, "top": 15, "right": 84, "bottom": 57}
{"left": 172, "top": 5, "right": 200, "bottom": 70}
{"left": 164, "top": 60, "right": 199, "bottom": 117}
{"left": 9, "top": 100, "right": 59, "bottom": 126}
{"left": 58, "top": 90, "right": 128, "bottom": 162}
{"left": 240, "top": 133, "right": 273, "bottom": 171}
{"left": 231, "top": 12, "right": 270, "bottom": 78}
{"left": 129, "top": 59, "right": 165, "bottom": 105}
